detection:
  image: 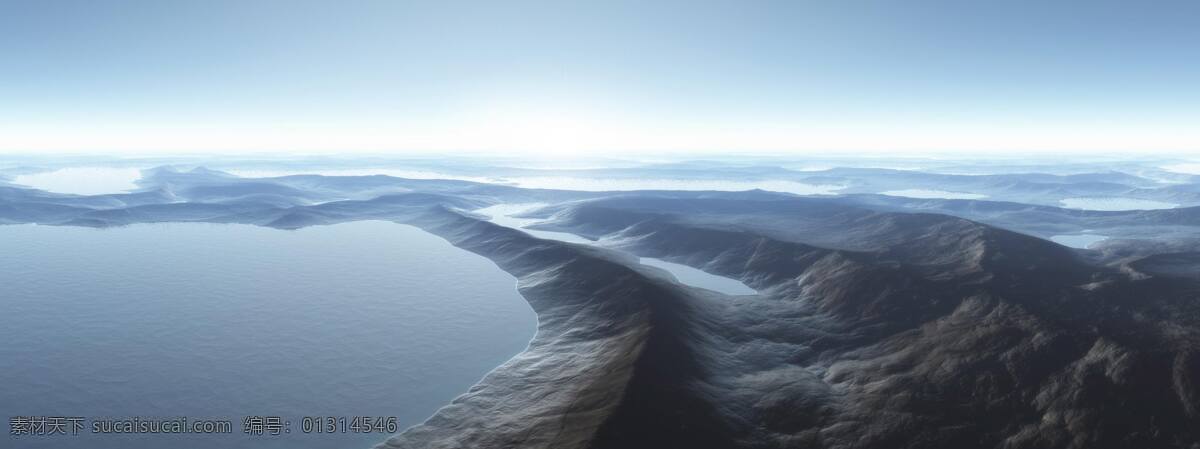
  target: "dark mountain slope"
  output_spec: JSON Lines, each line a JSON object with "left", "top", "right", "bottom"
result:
{"left": 522, "top": 197, "right": 1200, "bottom": 449}
{"left": 378, "top": 207, "right": 713, "bottom": 449}
{"left": 0, "top": 170, "right": 1197, "bottom": 448}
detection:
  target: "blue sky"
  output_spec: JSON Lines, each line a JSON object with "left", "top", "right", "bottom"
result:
{"left": 1, "top": 0, "right": 1198, "bottom": 155}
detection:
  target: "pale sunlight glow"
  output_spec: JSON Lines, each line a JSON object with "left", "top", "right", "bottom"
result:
{"left": 2, "top": 116, "right": 1198, "bottom": 156}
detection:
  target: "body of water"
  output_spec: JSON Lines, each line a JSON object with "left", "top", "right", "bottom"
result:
{"left": 226, "top": 168, "right": 497, "bottom": 184}
{"left": 475, "top": 203, "right": 594, "bottom": 244}
{"left": 1050, "top": 233, "right": 1109, "bottom": 249}
{"left": 638, "top": 258, "right": 756, "bottom": 295}
{"left": 505, "top": 177, "right": 844, "bottom": 195}
{"left": 228, "top": 170, "right": 845, "bottom": 196}
{"left": 1059, "top": 197, "right": 1178, "bottom": 211}
{"left": 879, "top": 189, "right": 988, "bottom": 200}
{"left": 12, "top": 167, "right": 144, "bottom": 195}
{"left": 1161, "top": 163, "right": 1200, "bottom": 175}
{"left": 476, "top": 204, "right": 757, "bottom": 295}
{"left": 0, "top": 221, "right": 536, "bottom": 449}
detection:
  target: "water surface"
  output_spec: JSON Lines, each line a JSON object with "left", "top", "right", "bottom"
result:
{"left": 477, "top": 204, "right": 757, "bottom": 295}
{"left": 1161, "top": 163, "right": 1200, "bottom": 175}
{"left": 229, "top": 170, "right": 844, "bottom": 196}
{"left": 13, "top": 167, "right": 144, "bottom": 195}
{"left": 1050, "top": 233, "right": 1108, "bottom": 249}
{"left": 638, "top": 258, "right": 756, "bottom": 295}
{"left": 505, "top": 177, "right": 844, "bottom": 195}
{"left": 475, "top": 203, "right": 594, "bottom": 244}
{"left": 1059, "top": 197, "right": 1177, "bottom": 211}
{"left": 0, "top": 221, "right": 535, "bottom": 449}
{"left": 880, "top": 189, "right": 988, "bottom": 200}
{"left": 227, "top": 168, "right": 497, "bottom": 184}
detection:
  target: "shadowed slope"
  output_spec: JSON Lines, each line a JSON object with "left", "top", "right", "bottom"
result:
{"left": 1, "top": 170, "right": 1198, "bottom": 449}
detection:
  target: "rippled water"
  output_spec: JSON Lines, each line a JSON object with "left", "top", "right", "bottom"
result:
{"left": 0, "top": 221, "right": 536, "bottom": 449}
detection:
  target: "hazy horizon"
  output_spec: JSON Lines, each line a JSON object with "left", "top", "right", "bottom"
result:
{"left": 3, "top": 0, "right": 1199, "bottom": 156}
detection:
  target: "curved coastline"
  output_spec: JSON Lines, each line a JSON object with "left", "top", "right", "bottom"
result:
{"left": 3, "top": 168, "right": 1199, "bottom": 449}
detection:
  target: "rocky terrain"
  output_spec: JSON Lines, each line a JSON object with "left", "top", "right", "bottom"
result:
{"left": 2, "top": 166, "right": 1198, "bottom": 448}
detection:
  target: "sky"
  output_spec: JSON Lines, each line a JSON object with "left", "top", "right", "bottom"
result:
{"left": 1, "top": 0, "right": 1198, "bottom": 157}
